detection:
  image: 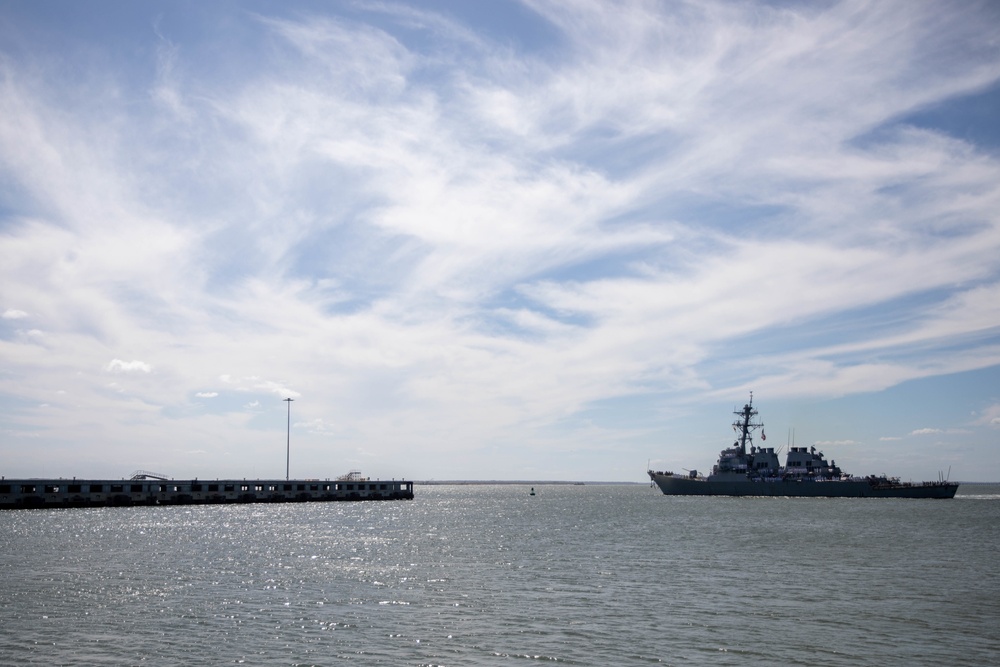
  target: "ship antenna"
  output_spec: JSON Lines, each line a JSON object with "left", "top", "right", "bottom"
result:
{"left": 734, "top": 392, "right": 755, "bottom": 456}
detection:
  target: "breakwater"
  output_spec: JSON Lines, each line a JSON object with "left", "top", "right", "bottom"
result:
{"left": 0, "top": 477, "right": 414, "bottom": 509}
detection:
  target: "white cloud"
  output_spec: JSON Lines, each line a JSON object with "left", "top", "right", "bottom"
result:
{"left": 910, "top": 428, "right": 943, "bottom": 436}
{"left": 195, "top": 392, "right": 218, "bottom": 398}
{"left": 105, "top": 359, "right": 153, "bottom": 373}
{"left": 2, "top": 429, "right": 40, "bottom": 438}
{"left": 974, "top": 404, "right": 1000, "bottom": 429}
{"left": 2, "top": 309, "right": 28, "bottom": 319}
{"left": 300, "top": 418, "right": 340, "bottom": 435}
{"left": 221, "top": 374, "right": 301, "bottom": 399}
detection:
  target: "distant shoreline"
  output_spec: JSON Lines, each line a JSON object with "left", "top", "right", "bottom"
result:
{"left": 415, "top": 480, "right": 643, "bottom": 485}
{"left": 413, "top": 480, "right": 996, "bottom": 486}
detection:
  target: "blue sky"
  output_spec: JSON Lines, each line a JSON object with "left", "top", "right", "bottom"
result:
{"left": 1, "top": 0, "right": 999, "bottom": 482}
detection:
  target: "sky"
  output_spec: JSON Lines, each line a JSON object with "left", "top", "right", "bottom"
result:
{"left": 1, "top": 0, "right": 999, "bottom": 483}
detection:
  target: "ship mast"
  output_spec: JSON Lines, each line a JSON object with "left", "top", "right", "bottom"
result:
{"left": 733, "top": 392, "right": 763, "bottom": 457}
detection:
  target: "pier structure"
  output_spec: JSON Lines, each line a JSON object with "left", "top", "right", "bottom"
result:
{"left": 0, "top": 477, "right": 414, "bottom": 509}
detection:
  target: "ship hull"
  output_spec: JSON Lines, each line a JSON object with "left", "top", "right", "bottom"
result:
{"left": 649, "top": 472, "right": 958, "bottom": 498}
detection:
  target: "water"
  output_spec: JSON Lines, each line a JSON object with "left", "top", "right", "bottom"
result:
{"left": 1, "top": 484, "right": 998, "bottom": 666}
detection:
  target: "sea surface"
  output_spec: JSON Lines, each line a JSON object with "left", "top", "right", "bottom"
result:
{"left": 1, "top": 483, "right": 998, "bottom": 666}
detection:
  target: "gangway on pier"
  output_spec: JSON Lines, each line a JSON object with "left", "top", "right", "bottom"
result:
{"left": 130, "top": 470, "right": 170, "bottom": 481}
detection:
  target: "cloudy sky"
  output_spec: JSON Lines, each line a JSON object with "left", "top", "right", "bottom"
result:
{"left": 1, "top": 0, "right": 999, "bottom": 483}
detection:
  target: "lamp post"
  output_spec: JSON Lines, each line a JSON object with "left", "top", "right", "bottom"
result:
{"left": 284, "top": 397, "right": 294, "bottom": 481}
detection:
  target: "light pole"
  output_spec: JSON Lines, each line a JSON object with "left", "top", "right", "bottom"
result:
{"left": 284, "top": 397, "right": 294, "bottom": 481}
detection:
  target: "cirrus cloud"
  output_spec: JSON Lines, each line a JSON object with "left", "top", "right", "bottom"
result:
{"left": 0, "top": 0, "right": 998, "bottom": 481}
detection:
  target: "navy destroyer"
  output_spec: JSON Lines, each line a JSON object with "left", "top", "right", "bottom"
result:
{"left": 648, "top": 395, "right": 958, "bottom": 498}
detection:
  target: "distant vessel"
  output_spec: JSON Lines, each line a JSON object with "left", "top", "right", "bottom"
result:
{"left": 0, "top": 471, "right": 414, "bottom": 510}
{"left": 648, "top": 395, "right": 958, "bottom": 498}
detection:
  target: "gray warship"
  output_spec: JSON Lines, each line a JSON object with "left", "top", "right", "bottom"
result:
{"left": 648, "top": 395, "right": 958, "bottom": 498}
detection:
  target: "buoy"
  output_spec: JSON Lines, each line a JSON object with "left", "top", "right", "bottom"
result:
{"left": 530, "top": 487, "right": 535, "bottom": 496}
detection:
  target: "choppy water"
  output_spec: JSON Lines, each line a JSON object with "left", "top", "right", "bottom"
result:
{"left": 1, "top": 483, "right": 998, "bottom": 666}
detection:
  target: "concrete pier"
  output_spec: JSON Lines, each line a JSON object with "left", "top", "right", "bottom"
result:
{"left": 0, "top": 477, "right": 414, "bottom": 509}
